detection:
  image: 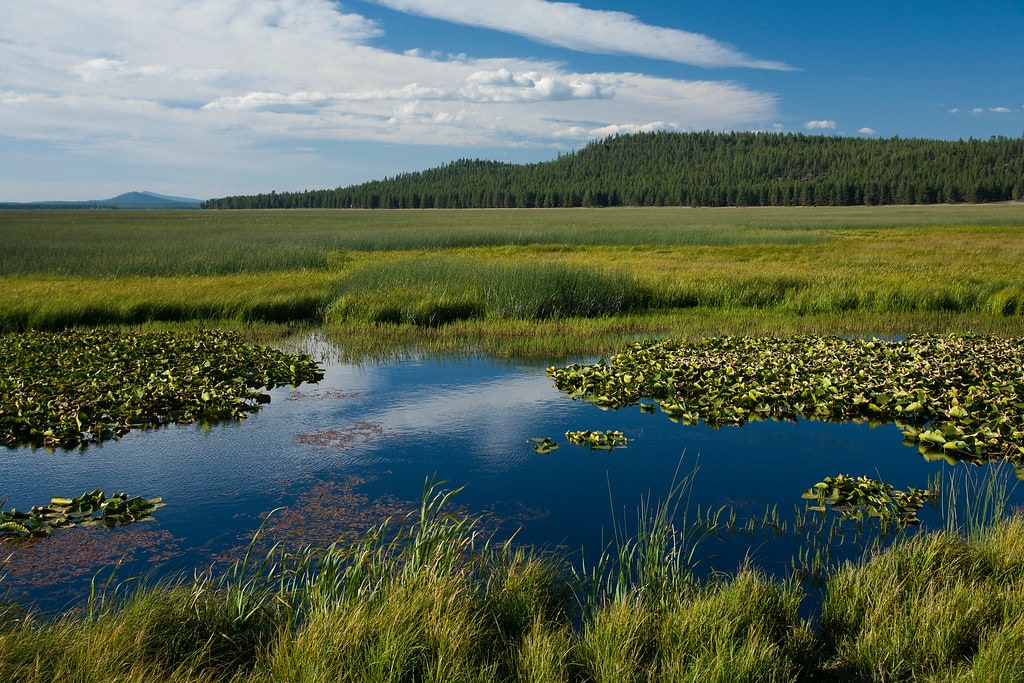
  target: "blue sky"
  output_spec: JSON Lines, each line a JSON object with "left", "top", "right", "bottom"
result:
{"left": 2, "top": 0, "right": 1022, "bottom": 201}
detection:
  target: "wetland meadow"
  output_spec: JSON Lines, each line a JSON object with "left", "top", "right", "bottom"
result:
{"left": 2, "top": 204, "right": 1024, "bottom": 681}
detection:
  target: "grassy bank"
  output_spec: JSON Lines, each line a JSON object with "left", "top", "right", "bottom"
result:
{"left": 1, "top": 206, "right": 1023, "bottom": 352}
{"left": 3, "top": 205, "right": 1020, "bottom": 277}
{"left": 3, "top": 482, "right": 1024, "bottom": 682}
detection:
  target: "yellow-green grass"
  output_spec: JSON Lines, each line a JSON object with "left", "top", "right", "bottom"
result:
{"left": 5, "top": 483, "right": 1024, "bottom": 682}
{"left": 2, "top": 205, "right": 1022, "bottom": 277}
{"left": 315, "top": 311, "right": 1023, "bottom": 361}
{"left": 2, "top": 206, "right": 1023, "bottom": 351}
{"left": 0, "top": 272, "right": 341, "bottom": 332}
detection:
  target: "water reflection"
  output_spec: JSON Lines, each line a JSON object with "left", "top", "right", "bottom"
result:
{"left": 2, "top": 344, "right": 1018, "bottom": 612}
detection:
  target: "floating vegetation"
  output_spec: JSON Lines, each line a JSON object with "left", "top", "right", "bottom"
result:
{"left": 0, "top": 329, "right": 324, "bottom": 449}
{"left": 801, "top": 475, "right": 936, "bottom": 527}
{"left": 285, "top": 388, "right": 367, "bottom": 401}
{"left": 213, "top": 475, "right": 417, "bottom": 561}
{"left": 0, "top": 488, "right": 165, "bottom": 539}
{"left": 527, "top": 436, "right": 559, "bottom": 453}
{"left": 548, "top": 335, "right": 1024, "bottom": 467}
{"left": 565, "top": 429, "right": 628, "bottom": 450}
{"left": 295, "top": 420, "right": 393, "bottom": 451}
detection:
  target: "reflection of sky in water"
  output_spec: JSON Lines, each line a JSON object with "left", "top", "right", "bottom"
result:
{"left": 3, "top": 352, "right": 1019, "bottom": 611}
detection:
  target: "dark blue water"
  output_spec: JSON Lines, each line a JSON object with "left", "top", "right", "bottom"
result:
{"left": 2, "top": 347, "right": 1017, "bottom": 612}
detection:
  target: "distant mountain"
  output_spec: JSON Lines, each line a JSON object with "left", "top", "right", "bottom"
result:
{"left": 0, "top": 191, "right": 203, "bottom": 210}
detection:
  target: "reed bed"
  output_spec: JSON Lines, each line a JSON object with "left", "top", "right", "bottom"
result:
{"left": 1, "top": 206, "right": 1022, "bottom": 349}
{"left": 317, "top": 311, "right": 1024, "bottom": 361}
{"left": 4, "top": 478, "right": 1024, "bottom": 682}
{"left": 2, "top": 205, "right": 1021, "bottom": 277}
{"left": 329, "top": 256, "right": 652, "bottom": 325}
{"left": 0, "top": 272, "right": 341, "bottom": 332}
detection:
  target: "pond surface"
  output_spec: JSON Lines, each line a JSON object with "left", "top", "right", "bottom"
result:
{"left": 2, "top": 342, "right": 1019, "bottom": 612}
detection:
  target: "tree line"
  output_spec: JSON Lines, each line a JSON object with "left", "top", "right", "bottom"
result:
{"left": 204, "top": 131, "right": 1024, "bottom": 209}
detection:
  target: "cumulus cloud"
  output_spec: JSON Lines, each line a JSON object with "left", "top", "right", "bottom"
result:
{"left": 857, "top": 127, "right": 876, "bottom": 135}
{"left": 804, "top": 120, "right": 837, "bottom": 130}
{"left": 367, "top": 0, "right": 793, "bottom": 70}
{"left": 949, "top": 105, "right": 1018, "bottom": 117}
{"left": 0, "top": 0, "right": 781, "bottom": 199}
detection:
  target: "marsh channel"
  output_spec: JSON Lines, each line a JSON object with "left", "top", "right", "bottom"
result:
{"left": 3, "top": 335, "right": 1020, "bottom": 613}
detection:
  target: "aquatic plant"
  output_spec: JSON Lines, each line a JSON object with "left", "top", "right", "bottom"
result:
{"left": 801, "top": 474, "right": 936, "bottom": 527}
{"left": 548, "top": 334, "right": 1024, "bottom": 466}
{"left": 4, "top": 482, "right": 1024, "bottom": 681}
{"left": 0, "top": 329, "right": 324, "bottom": 449}
{"left": 565, "top": 430, "right": 629, "bottom": 451}
{"left": 527, "top": 437, "right": 559, "bottom": 453}
{"left": 0, "top": 489, "right": 164, "bottom": 538}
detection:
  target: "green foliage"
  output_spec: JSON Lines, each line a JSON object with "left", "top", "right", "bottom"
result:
{"left": 5, "top": 483, "right": 1024, "bottom": 681}
{"left": 548, "top": 335, "right": 1024, "bottom": 465}
{"left": 527, "top": 436, "right": 559, "bottom": 453}
{"left": 801, "top": 474, "right": 936, "bottom": 527}
{"left": 206, "top": 131, "right": 1024, "bottom": 209}
{"left": 819, "top": 516, "right": 1024, "bottom": 680}
{"left": 1, "top": 489, "right": 164, "bottom": 538}
{"left": 565, "top": 430, "right": 629, "bottom": 450}
{"left": 330, "top": 257, "right": 652, "bottom": 323}
{"left": 0, "top": 329, "right": 323, "bottom": 449}
{"left": 1, "top": 205, "right": 1022, "bottom": 339}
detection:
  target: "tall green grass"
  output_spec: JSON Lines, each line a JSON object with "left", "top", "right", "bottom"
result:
{"left": 329, "top": 257, "right": 651, "bottom": 325}
{"left": 0, "top": 273, "right": 341, "bottom": 332}
{"left": 818, "top": 515, "right": 1024, "bottom": 681}
{"left": 6, "top": 473, "right": 1024, "bottom": 682}
{"left": 318, "top": 310, "right": 1024, "bottom": 361}
{"left": 656, "top": 274, "right": 1022, "bottom": 315}
{"left": 3, "top": 205, "right": 1022, "bottom": 277}
{"left": 2, "top": 206, "right": 1022, "bottom": 348}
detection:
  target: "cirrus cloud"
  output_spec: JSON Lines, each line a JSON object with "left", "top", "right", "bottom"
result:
{"left": 367, "top": 0, "right": 794, "bottom": 70}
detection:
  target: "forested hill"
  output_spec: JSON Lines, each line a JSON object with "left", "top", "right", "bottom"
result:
{"left": 204, "top": 131, "right": 1024, "bottom": 209}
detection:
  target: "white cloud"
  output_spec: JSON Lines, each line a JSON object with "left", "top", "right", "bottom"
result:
{"left": 950, "top": 105, "right": 1019, "bottom": 116}
{"left": 857, "top": 127, "right": 876, "bottom": 135}
{"left": 804, "top": 120, "right": 836, "bottom": 130}
{"left": 367, "top": 0, "right": 793, "bottom": 70}
{"left": 0, "top": 0, "right": 780, "bottom": 199}
{"left": 73, "top": 58, "right": 226, "bottom": 83}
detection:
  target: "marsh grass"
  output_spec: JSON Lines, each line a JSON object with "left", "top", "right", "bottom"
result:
{"left": 318, "top": 309, "right": 1024, "bottom": 361}
{"left": 818, "top": 516, "right": 1024, "bottom": 681}
{"left": 4, "top": 477, "right": 1024, "bottom": 681}
{"left": 8, "top": 206, "right": 1020, "bottom": 277}
{"left": 0, "top": 272, "right": 341, "bottom": 331}
{"left": 2, "top": 207, "right": 1023, "bottom": 344}
{"left": 330, "top": 257, "right": 651, "bottom": 325}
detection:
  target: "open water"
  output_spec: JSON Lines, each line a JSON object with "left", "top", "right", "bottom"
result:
{"left": 3, "top": 345, "right": 1017, "bottom": 613}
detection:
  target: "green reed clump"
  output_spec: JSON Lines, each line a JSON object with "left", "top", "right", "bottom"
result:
{"left": 818, "top": 514, "right": 1024, "bottom": 681}
{"left": 330, "top": 257, "right": 653, "bottom": 325}
{"left": 319, "top": 309, "right": 1024, "bottom": 361}
{"left": 265, "top": 482, "right": 574, "bottom": 682}
{"left": 0, "top": 272, "right": 341, "bottom": 332}
{"left": 657, "top": 274, "right": 1015, "bottom": 317}
{"left": 4, "top": 477, "right": 1024, "bottom": 681}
